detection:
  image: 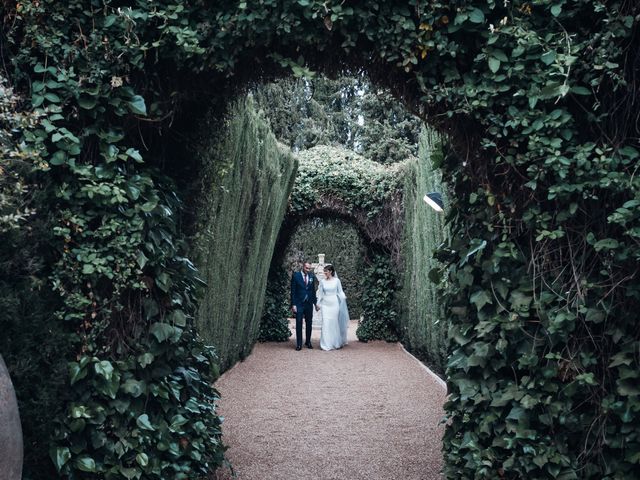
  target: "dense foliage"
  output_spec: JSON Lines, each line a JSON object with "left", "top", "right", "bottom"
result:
{"left": 399, "top": 128, "right": 449, "bottom": 373}
{"left": 253, "top": 75, "right": 423, "bottom": 163}
{"left": 192, "top": 98, "right": 297, "bottom": 371}
{"left": 289, "top": 146, "right": 408, "bottom": 261}
{"left": 0, "top": 75, "right": 70, "bottom": 479}
{"left": 355, "top": 254, "right": 400, "bottom": 343}
{"left": 3, "top": 0, "right": 639, "bottom": 478}
{"left": 258, "top": 267, "right": 292, "bottom": 343}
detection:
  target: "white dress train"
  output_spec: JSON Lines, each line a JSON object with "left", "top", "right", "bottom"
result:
{"left": 317, "top": 277, "right": 350, "bottom": 351}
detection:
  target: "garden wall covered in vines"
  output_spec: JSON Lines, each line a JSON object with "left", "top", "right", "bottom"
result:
{"left": 2, "top": 1, "right": 639, "bottom": 479}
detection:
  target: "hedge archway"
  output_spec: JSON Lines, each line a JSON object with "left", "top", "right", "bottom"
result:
{"left": 3, "top": 1, "right": 639, "bottom": 479}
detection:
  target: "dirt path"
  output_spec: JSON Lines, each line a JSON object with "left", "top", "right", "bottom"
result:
{"left": 213, "top": 320, "right": 447, "bottom": 480}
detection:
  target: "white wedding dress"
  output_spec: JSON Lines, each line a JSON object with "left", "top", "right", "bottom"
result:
{"left": 317, "top": 277, "right": 350, "bottom": 351}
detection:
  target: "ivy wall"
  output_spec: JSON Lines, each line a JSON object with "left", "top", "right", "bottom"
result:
{"left": 192, "top": 98, "right": 297, "bottom": 372}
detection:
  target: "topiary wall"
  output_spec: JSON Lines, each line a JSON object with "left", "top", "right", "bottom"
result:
{"left": 191, "top": 98, "right": 297, "bottom": 372}
{"left": 398, "top": 127, "right": 449, "bottom": 374}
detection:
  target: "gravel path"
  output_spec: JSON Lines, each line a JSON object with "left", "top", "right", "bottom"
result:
{"left": 213, "top": 320, "right": 447, "bottom": 480}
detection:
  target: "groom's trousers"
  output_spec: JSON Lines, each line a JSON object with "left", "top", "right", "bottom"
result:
{"left": 295, "top": 300, "right": 313, "bottom": 347}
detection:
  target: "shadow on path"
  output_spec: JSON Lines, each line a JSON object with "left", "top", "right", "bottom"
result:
{"left": 213, "top": 320, "right": 446, "bottom": 480}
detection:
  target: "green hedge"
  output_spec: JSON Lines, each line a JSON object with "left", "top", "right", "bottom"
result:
{"left": 398, "top": 128, "right": 448, "bottom": 373}
{"left": 192, "top": 98, "right": 297, "bottom": 372}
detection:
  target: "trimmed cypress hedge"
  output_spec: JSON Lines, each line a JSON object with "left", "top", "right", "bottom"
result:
{"left": 399, "top": 128, "right": 448, "bottom": 373}
{"left": 192, "top": 98, "right": 297, "bottom": 372}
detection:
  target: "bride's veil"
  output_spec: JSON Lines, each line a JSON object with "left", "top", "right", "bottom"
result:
{"left": 334, "top": 274, "right": 350, "bottom": 344}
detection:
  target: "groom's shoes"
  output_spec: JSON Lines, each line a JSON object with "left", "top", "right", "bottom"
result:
{"left": 295, "top": 346, "right": 302, "bottom": 351}
{"left": 305, "top": 343, "right": 313, "bottom": 349}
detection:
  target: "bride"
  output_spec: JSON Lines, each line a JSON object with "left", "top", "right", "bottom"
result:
{"left": 316, "top": 264, "right": 350, "bottom": 351}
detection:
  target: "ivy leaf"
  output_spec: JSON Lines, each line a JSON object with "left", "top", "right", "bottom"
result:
{"left": 121, "top": 379, "right": 145, "bottom": 397}
{"left": 137, "top": 352, "right": 155, "bottom": 368}
{"left": 94, "top": 360, "right": 114, "bottom": 380}
{"left": 135, "top": 250, "right": 148, "bottom": 269}
{"left": 75, "top": 456, "right": 96, "bottom": 472}
{"left": 541, "top": 51, "right": 557, "bottom": 65}
{"left": 50, "top": 150, "right": 67, "bottom": 165}
{"left": 551, "top": 4, "right": 562, "bottom": 16}
{"left": 570, "top": 86, "right": 590, "bottom": 96}
{"left": 488, "top": 57, "right": 500, "bottom": 73}
{"left": 69, "top": 362, "right": 88, "bottom": 385}
{"left": 44, "top": 92, "right": 61, "bottom": 103}
{"left": 150, "top": 322, "right": 174, "bottom": 342}
{"left": 50, "top": 447, "right": 71, "bottom": 471}
{"left": 468, "top": 8, "right": 485, "bottom": 23}
{"left": 594, "top": 238, "right": 619, "bottom": 251}
{"left": 170, "top": 309, "right": 188, "bottom": 327}
{"left": 119, "top": 466, "right": 142, "bottom": 479}
{"left": 128, "top": 95, "right": 147, "bottom": 115}
{"left": 136, "top": 453, "right": 149, "bottom": 467}
{"left": 136, "top": 413, "right": 156, "bottom": 431}
{"left": 470, "top": 290, "right": 492, "bottom": 311}
{"left": 78, "top": 97, "right": 98, "bottom": 109}
{"left": 125, "top": 147, "right": 143, "bottom": 162}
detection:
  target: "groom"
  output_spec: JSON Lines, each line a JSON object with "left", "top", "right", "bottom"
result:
{"left": 290, "top": 261, "right": 317, "bottom": 351}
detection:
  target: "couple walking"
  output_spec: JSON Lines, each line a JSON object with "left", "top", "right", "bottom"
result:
{"left": 290, "top": 261, "right": 350, "bottom": 351}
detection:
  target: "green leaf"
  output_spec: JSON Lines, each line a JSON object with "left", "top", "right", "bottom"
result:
{"left": 550, "top": 4, "right": 562, "bottom": 16}
{"left": 119, "top": 466, "right": 142, "bottom": 479}
{"left": 78, "top": 97, "right": 98, "bottom": 109}
{"left": 150, "top": 322, "right": 174, "bottom": 342}
{"left": 69, "top": 362, "right": 88, "bottom": 385}
{"left": 136, "top": 413, "right": 156, "bottom": 431}
{"left": 121, "top": 379, "right": 145, "bottom": 397}
{"left": 44, "top": 92, "right": 62, "bottom": 103}
{"left": 50, "top": 447, "right": 71, "bottom": 471}
{"left": 170, "top": 309, "right": 188, "bottom": 327}
{"left": 137, "top": 352, "right": 155, "bottom": 368}
{"left": 140, "top": 200, "right": 158, "bottom": 212}
{"left": 594, "top": 238, "right": 619, "bottom": 251}
{"left": 155, "top": 272, "right": 171, "bottom": 292}
{"left": 570, "top": 86, "right": 591, "bottom": 96}
{"left": 468, "top": 8, "right": 485, "bottom": 23}
{"left": 136, "top": 453, "right": 149, "bottom": 467}
{"left": 541, "top": 51, "right": 557, "bottom": 65}
{"left": 470, "top": 290, "right": 492, "bottom": 311}
{"left": 75, "top": 456, "right": 96, "bottom": 472}
{"left": 50, "top": 150, "right": 67, "bottom": 166}
{"left": 94, "top": 360, "right": 114, "bottom": 380}
{"left": 488, "top": 57, "right": 500, "bottom": 73}
{"left": 128, "top": 95, "right": 147, "bottom": 115}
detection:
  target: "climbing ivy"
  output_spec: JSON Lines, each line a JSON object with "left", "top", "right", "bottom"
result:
{"left": 2, "top": 0, "right": 639, "bottom": 478}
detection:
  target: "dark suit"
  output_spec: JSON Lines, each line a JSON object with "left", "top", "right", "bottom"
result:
{"left": 291, "top": 270, "right": 317, "bottom": 347}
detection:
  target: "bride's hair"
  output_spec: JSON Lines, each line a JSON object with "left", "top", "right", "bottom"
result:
{"left": 324, "top": 264, "right": 336, "bottom": 277}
